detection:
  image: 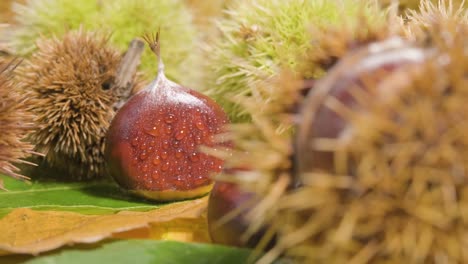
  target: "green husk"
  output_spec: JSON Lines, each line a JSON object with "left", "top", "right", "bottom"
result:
{"left": 10, "top": 0, "right": 99, "bottom": 55}
{"left": 10, "top": 0, "right": 202, "bottom": 87}
{"left": 203, "top": 0, "right": 386, "bottom": 122}
{"left": 100, "top": 0, "right": 201, "bottom": 85}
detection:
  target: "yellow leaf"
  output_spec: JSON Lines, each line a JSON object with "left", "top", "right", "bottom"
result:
{"left": 113, "top": 217, "right": 211, "bottom": 243}
{"left": 0, "top": 197, "right": 208, "bottom": 255}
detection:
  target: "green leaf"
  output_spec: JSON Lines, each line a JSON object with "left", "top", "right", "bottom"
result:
{"left": 24, "top": 240, "right": 252, "bottom": 264}
{"left": 0, "top": 175, "right": 161, "bottom": 217}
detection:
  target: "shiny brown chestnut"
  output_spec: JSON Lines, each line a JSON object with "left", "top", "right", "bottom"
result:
{"left": 105, "top": 33, "right": 229, "bottom": 201}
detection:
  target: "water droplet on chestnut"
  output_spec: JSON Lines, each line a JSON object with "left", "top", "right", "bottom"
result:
{"left": 190, "top": 152, "right": 200, "bottom": 162}
{"left": 146, "top": 126, "right": 158, "bottom": 137}
{"left": 165, "top": 114, "right": 176, "bottom": 124}
{"left": 161, "top": 161, "right": 170, "bottom": 172}
{"left": 175, "top": 149, "right": 184, "bottom": 159}
{"left": 139, "top": 142, "right": 147, "bottom": 150}
{"left": 147, "top": 146, "right": 154, "bottom": 153}
{"left": 175, "top": 129, "right": 186, "bottom": 140}
{"left": 165, "top": 125, "right": 172, "bottom": 135}
{"left": 162, "top": 140, "right": 170, "bottom": 150}
{"left": 195, "top": 119, "right": 205, "bottom": 131}
{"left": 153, "top": 156, "right": 161, "bottom": 165}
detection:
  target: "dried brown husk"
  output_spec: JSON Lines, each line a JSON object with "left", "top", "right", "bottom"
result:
{"left": 259, "top": 23, "right": 468, "bottom": 263}
{"left": 17, "top": 29, "right": 136, "bottom": 180}
{"left": 0, "top": 59, "right": 35, "bottom": 184}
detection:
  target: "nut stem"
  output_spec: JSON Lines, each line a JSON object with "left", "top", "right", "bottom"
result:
{"left": 143, "top": 29, "right": 165, "bottom": 76}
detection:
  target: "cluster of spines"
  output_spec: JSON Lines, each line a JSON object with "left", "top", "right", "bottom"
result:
{"left": 17, "top": 29, "right": 122, "bottom": 180}
{"left": 270, "top": 28, "right": 468, "bottom": 263}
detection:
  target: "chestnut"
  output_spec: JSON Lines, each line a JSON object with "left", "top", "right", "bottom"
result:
{"left": 105, "top": 33, "right": 229, "bottom": 201}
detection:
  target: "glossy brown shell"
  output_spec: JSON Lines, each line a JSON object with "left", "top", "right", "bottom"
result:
{"left": 105, "top": 80, "right": 229, "bottom": 201}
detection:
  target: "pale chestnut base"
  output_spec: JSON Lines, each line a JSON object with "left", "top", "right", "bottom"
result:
{"left": 130, "top": 183, "right": 214, "bottom": 201}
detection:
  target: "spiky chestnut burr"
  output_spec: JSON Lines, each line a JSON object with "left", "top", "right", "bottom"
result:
{"left": 105, "top": 33, "right": 229, "bottom": 201}
{"left": 207, "top": 41, "right": 425, "bottom": 251}
{"left": 258, "top": 26, "right": 468, "bottom": 263}
{"left": 10, "top": 0, "right": 202, "bottom": 87}
{"left": 17, "top": 29, "right": 130, "bottom": 180}
{"left": 0, "top": 59, "right": 35, "bottom": 183}
{"left": 206, "top": 7, "right": 395, "bottom": 249}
